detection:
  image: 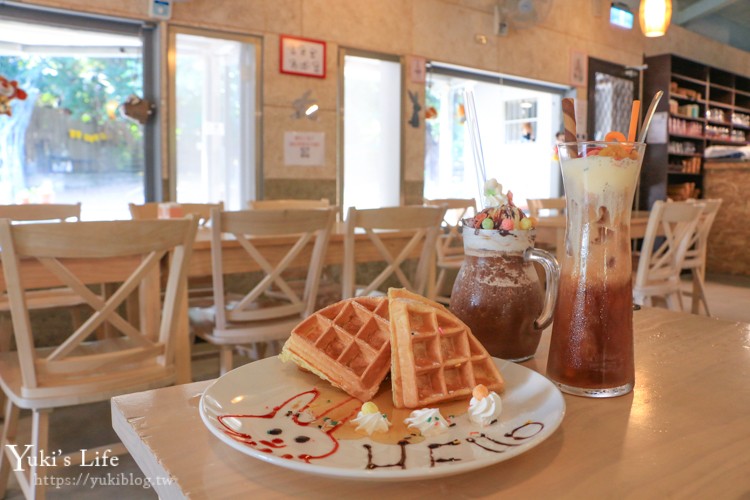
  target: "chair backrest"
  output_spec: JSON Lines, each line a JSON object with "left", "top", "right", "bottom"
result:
{"left": 635, "top": 200, "right": 703, "bottom": 290}
{"left": 248, "top": 199, "right": 330, "bottom": 210}
{"left": 526, "top": 197, "right": 566, "bottom": 218}
{"left": 683, "top": 198, "right": 722, "bottom": 269}
{"left": 0, "top": 203, "right": 81, "bottom": 222}
{"left": 423, "top": 198, "right": 475, "bottom": 263}
{"left": 342, "top": 205, "right": 446, "bottom": 299}
{"left": 129, "top": 202, "right": 224, "bottom": 226}
{"left": 210, "top": 207, "right": 335, "bottom": 329}
{"left": 0, "top": 217, "right": 198, "bottom": 398}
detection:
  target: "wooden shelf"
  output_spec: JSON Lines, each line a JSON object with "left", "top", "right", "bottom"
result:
{"left": 642, "top": 54, "right": 750, "bottom": 210}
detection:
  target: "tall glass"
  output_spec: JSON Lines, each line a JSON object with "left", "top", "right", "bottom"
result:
{"left": 546, "top": 141, "right": 646, "bottom": 397}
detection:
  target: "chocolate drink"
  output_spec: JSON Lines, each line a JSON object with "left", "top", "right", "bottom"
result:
{"left": 547, "top": 278, "right": 634, "bottom": 389}
{"left": 451, "top": 251, "right": 544, "bottom": 361}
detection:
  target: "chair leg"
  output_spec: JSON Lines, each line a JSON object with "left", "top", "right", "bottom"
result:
{"left": 0, "top": 316, "right": 12, "bottom": 414}
{"left": 691, "top": 271, "right": 711, "bottom": 316}
{"left": 219, "top": 346, "right": 233, "bottom": 375}
{"left": 31, "top": 409, "right": 51, "bottom": 499}
{"left": 0, "top": 398, "right": 21, "bottom": 497}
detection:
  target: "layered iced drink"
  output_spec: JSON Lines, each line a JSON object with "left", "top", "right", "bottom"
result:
{"left": 546, "top": 141, "right": 645, "bottom": 397}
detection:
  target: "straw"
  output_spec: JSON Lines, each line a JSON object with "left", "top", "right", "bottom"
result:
{"left": 637, "top": 90, "right": 664, "bottom": 143}
{"left": 628, "top": 100, "right": 641, "bottom": 142}
{"left": 561, "top": 97, "right": 578, "bottom": 157}
{"left": 463, "top": 90, "right": 487, "bottom": 204}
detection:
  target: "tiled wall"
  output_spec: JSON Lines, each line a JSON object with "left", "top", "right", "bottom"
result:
{"left": 705, "top": 162, "right": 750, "bottom": 276}
{"left": 21, "top": 0, "right": 750, "bottom": 203}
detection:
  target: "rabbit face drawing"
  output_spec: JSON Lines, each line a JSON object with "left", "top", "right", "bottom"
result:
{"left": 218, "top": 389, "right": 343, "bottom": 463}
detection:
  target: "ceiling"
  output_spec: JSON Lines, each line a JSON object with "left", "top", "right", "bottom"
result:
{"left": 672, "top": 0, "right": 750, "bottom": 53}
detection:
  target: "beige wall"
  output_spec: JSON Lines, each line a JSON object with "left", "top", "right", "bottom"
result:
{"left": 15, "top": 0, "right": 750, "bottom": 198}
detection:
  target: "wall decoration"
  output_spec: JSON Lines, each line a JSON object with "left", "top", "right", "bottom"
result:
{"left": 408, "top": 90, "right": 421, "bottom": 128}
{"left": 280, "top": 35, "right": 326, "bottom": 79}
{"left": 409, "top": 56, "right": 426, "bottom": 83}
{"left": 570, "top": 50, "right": 587, "bottom": 87}
{"left": 0, "top": 75, "right": 28, "bottom": 117}
{"left": 284, "top": 131, "right": 325, "bottom": 166}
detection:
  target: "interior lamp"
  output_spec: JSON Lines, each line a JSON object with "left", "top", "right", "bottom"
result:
{"left": 639, "top": 0, "right": 672, "bottom": 37}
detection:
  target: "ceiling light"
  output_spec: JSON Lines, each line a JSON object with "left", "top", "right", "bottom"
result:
{"left": 639, "top": 0, "right": 672, "bottom": 37}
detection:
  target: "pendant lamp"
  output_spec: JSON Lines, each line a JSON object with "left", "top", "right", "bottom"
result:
{"left": 639, "top": 0, "right": 672, "bottom": 37}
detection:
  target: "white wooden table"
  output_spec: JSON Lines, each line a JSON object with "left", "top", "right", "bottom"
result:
{"left": 112, "top": 307, "right": 750, "bottom": 498}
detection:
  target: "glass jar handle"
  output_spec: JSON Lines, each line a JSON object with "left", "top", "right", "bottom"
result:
{"left": 524, "top": 247, "right": 559, "bottom": 331}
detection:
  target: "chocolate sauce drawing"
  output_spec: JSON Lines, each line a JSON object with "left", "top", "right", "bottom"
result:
{"left": 364, "top": 441, "right": 408, "bottom": 470}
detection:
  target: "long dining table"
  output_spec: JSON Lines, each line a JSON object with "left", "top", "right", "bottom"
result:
{"left": 111, "top": 306, "right": 750, "bottom": 498}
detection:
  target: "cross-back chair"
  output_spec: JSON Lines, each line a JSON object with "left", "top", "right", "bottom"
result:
{"left": 683, "top": 198, "right": 722, "bottom": 315}
{"left": 0, "top": 216, "right": 198, "bottom": 499}
{"left": 526, "top": 197, "right": 566, "bottom": 218}
{"left": 342, "top": 205, "right": 446, "bottom": 300}
{"left": 633, "top": 200, "right": 703, "bottom": 311}
{"left": 248, "top": 198, "right": 330, "bottom": 210}
{"left": 0, "top": 203, "right": 81, "bottom": 223}
{"left": 128, "top": 202, "right": 224, "bottom": 226}
{"left": 191, "top": 207, "right": 335, "bottom": 374}
{"left": 423, "top": 198, "right": 476, "bottom": 304}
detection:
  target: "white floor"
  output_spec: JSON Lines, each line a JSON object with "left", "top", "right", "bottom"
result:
{"left": 2, "top": 273, "right": 750, "bottom": 498}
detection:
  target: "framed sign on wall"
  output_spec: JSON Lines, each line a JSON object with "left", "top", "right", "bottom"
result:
{"left": 280, "top": 35, "right": 326, "bottom": 78}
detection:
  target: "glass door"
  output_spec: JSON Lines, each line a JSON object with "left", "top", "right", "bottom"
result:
{"left": 340, "top": 49, "right": 402, "bottom": 213}
{"left": 424, "top": 65, "right": 566, "bottom": 208}
{"left": 169, "top": 28, "right": 260, "bottom": 210}
{"left": 586, "top": 57, "right": 640, "bottom": 141}
{"left": 0, "top": 6, "right": 155, "bottom": 220}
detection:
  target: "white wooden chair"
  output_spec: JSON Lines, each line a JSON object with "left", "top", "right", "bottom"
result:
{"left": 0, "top": 203, "right": 81, "bottom": 223}
{"left": 0, "top": 203, "right": 85, "bottom": 369}
{"left": 342, "top": 205, "right": 446, "bottom": 299}
{"left": 633, "top": 200, "right": 703, "bottom": 311}
{"left": 191, "top": 207, "right": 335, "bottom": 374}
{"left": 683, "top": 199, "right": 722, "bottom": 315}
{"left": 0, "top": 216, "right": 198, "bottom": 499}
{"left": 129, "top": 201, "right": 224, "bottom": 226}
{"left": 423, "top": 198, "right": 475, "bottom": 304}
{"left": 248, "top": 198, "right": 330, "bottom": 210}
{"left": 526, "top": 197, "right": 566, "bottom": 218}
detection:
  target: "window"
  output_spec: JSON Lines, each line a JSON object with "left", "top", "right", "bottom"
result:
{"left": 340, "top": 50, "right": 402, "bottom": 213}
{"left": 0, "top": 6, "right": 156, "bottom": 220}
{"left": 169, "top": 28, "right": 261, "bottom": 210}
{"left": 424, "top": 64, "right": 567, "bottom": 208}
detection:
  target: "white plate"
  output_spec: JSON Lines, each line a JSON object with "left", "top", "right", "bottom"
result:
{"left": 200, "top": 357, "right": 565, "bottom": 481}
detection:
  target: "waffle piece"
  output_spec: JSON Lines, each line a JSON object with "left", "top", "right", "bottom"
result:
{"left": 389, "top": 288, "right": 505, "bottom": 409}
{"left": 279, "top": 296, "right": 391, "bottom": 402}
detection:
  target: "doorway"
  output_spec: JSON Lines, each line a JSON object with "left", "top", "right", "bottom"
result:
{"left": 586, "top": 57, "right": 641, "bottom": 141}
{"left": 169, "top": 27, "right": 261, "bottom": 210}
{"left": 339, "top": 49, "right": 403, "bottom": 214}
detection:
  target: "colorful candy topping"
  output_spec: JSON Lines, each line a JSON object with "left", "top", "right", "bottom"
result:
{"left": 466, "top": 179, "right": 536, "bottom": 231}
{"left": 404, "top": 408, "right": 450, "bottom": 437}
{"left": 352, "top": 402, "right": 390, "bottom": 435}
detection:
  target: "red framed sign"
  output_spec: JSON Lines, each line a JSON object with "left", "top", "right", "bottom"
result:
{"left": 280, "top": 35, "right": 326, "bottom": 79}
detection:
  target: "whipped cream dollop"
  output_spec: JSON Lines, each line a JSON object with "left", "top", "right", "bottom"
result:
{"left": 468, "top": 384, "right": 502, "bottom": 426}
{"left": 404, "top": 408, "right": 449, "bottom": 437}
{"left": 483, "top": 178, "right": 509, "bottom": 207}
{"left": 351, "top": 402, "right": 390, "bottom": 435}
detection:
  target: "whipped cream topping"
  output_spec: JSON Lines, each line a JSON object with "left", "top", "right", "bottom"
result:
{"left": 484, "top": 178, "right": 509, "bottom": 207}
{"left": 352, "top": 410, "right": 390, "bottom": 435}
{"left": 404, "top": 408, "right": 449, "bottom": 437}
{"left": 468, "top": 392, "right": 502, "bottom": 426}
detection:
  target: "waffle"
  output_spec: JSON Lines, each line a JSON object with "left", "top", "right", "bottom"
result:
{"left": 388, "top": 288, "right": 505, "bottom": 409}
{"left": 279, "top": 296, "right": 391, "bottom": 402}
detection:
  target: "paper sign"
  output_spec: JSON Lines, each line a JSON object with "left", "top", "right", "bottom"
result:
{"left": 647, "top": 112, "right": 668, "bottom": 144}
{"left": 284, "top": 131, "right": 325, "bottom": 166}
